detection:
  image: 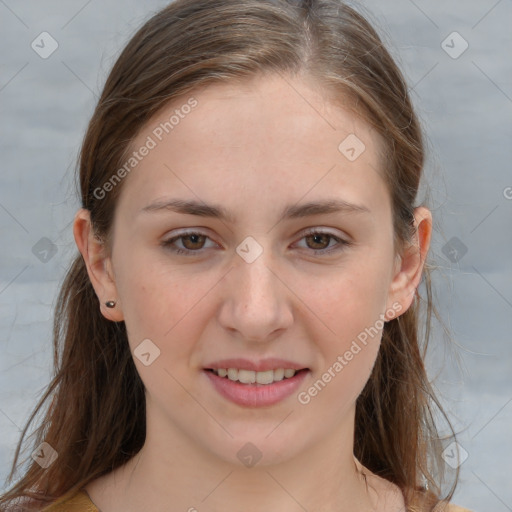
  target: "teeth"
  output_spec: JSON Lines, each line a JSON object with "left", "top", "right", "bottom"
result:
{"left": 255, "top": 370, "right": 273, "bottom": 385}
{"left": 238, "top": 369, "right": 256, "bottom": 384}
{"left": 273, "top": 368, "right": 285, "bottom": 381}
{"left": 212, "top": 368, "right": 298, "bottom": 384}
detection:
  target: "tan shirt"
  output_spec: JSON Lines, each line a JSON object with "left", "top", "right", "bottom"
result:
{"left": 41, "top": 490, "right": 474, "bottom": 512}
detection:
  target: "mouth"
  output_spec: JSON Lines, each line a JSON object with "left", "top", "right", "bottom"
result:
{"left": 203, "top": 362, "right": 310, "bottom": 407}
{"left": 205, "top": 367, "right": 309, "bottom": 385}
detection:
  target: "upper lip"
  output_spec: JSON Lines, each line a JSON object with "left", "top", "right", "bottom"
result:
{"left": 204, "top": 358, "right": 308, "bottom": 372}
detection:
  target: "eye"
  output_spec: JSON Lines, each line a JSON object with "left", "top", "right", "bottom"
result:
{"left": 161, "top": 231, "right": 217, "bottom": 256}
{"left": 161, "top": 229, "right": 351, "bottom": 257}
{"left": 295, "top": 229, "right": 351, "bottom": 255}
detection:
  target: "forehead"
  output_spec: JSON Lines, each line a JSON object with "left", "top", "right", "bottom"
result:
{"left": 116, "top": 73, "right": 390, "bottom": 222}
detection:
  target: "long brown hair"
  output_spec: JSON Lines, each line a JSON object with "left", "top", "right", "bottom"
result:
{"left": 1, "top": 1, "right": 458, "bottom": 510}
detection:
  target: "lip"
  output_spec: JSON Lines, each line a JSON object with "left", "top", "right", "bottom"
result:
{"left": 204, "top": 367, "right": 310, "bottom": 408}
{"left": 204, "top": 358, "right": 307, "bottom": 372}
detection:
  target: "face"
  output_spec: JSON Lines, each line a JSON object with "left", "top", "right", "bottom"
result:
{"left": 82, "top": 73, "right": 420, "bottom": 467}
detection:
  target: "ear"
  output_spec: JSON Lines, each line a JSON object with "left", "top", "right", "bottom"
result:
{"left": 73, "top": 208, "right": 124, "bottom": 322}
{"left": 385, "top": 206, "right": 432, "bottom": 319}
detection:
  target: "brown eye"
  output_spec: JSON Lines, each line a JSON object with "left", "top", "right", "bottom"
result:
{"left": 162, "top": 231, "right": 216, "bottom": 256}
{"left": 304, "top": 233, "right": 332, "bottom": 250}
{"left": 296, "top": 230, "right": 351, "bottom": 255}
{"left": 181, "top": 234, "right": 207, "bottom": 250}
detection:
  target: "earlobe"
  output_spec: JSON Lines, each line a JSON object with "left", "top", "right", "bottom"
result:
{"left": 73, "top": 208, "right": 124, "bottom": 322}
{"left": 386, "top": 207, "right": 432, "bottom": 316}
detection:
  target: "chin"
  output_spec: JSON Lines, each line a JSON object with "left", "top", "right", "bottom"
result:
{"left": 199, "top": 426, "right": 310, "bottom": 469}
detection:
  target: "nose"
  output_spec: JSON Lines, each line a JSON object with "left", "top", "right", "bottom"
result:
{"left": 217, "top": 248, "right": 294, "bottom": 343}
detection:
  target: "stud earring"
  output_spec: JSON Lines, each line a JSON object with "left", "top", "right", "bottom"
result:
{"left": 105, "top": 300, "right": 116, "bottom": 308}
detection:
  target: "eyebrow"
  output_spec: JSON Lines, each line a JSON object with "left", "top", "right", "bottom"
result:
{"left": 141, "top": 197, "right": 370, "bottom": 223}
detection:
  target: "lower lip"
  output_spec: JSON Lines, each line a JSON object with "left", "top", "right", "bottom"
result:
{"left": 204, "top": 369, "right": 309, "bottom": 407}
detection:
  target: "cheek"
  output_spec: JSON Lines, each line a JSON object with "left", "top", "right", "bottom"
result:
{"left": 116, "top": 265, "right": 214, "bottom": 405}
{"left": 297, "top": 260, "right": 389, "bottom": 399}
{"left": 115, "top": 253, "right": 220, "bottom": 363}
{"left": 298, "top": 281, "right": 385, "bottom": 420}
{"left": 302, "top": 260, "right": 391, "bottom": 339}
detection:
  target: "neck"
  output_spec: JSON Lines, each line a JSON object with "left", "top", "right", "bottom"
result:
{"left": 87, "top": 405, "right": 403, "bottom": 512}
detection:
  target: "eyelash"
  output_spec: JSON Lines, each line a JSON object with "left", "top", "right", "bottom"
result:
{"left": 161, "top": 229, "right": 351, "bottom": 257}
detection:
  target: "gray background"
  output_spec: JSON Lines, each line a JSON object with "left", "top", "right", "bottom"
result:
{"left": 0, "top": 1, "right": 511, "bottom": 510}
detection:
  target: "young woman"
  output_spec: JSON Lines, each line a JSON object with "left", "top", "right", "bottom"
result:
{"left": 1, "top": 1, "right": 472, "bottom": 511}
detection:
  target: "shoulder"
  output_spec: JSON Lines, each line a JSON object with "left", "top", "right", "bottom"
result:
{"left": 407, "top": 486, "right": 473, "bottom": 512}
{"left": 41, "top": 490, "right": 98, "bottom": 512}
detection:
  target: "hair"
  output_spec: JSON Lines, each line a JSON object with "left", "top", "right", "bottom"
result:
{"left": 1, "top": 1, "right": 458, "bottom": 510}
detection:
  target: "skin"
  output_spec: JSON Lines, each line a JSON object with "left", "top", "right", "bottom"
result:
{"left": 74, "top": 73, "right": 431, "bottom": 512}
